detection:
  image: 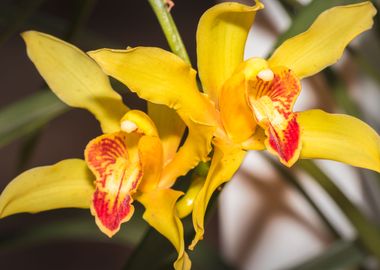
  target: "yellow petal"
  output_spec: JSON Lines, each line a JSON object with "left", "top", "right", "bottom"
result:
{"left": 269, "top": 2, "right": 376, "bottom": 78}
{"left": 298, "top": 110, "right": 380, "bottom": 172}
{"left": 160, "top": 121, "right": 215, "bottom": 188}
{"left": 88, "top": 47, "right": 217, "bottom": 126}
{"left": 137, "top": 189, "right": 191, "bottom": 270}
{"left": 138, "top": 135, "right": 163, "bottom": 193}
{"left": 22, "top": 31, "right": 128, "bottom": 133}
{"left": 219, "top": 58, "right": 268, "bottom": 143}
{"left": 190, "top": 139, "right": 246, "bottom": 249}
{"left": 148, "top": 103, "right": 185, "bottom": 164}
{"left": 0, "top": 159, "right": 94, "bottom": 218}
{"left": 89, "top": 47, "right": 218, "bottom": 187}
{"left": 240, "top": 127, "right": 266, "bottom": 151}
{"left": 197, "top": 1, "right": 264, "bottom": 105}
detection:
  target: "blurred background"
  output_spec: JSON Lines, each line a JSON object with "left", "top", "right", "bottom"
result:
{"left": 0, "top": 0, "right": 380, "bottom": 269}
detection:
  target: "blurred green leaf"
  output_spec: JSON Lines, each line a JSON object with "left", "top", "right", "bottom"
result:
{"left": 287, "top": 239, "right": 366, "bottom": 270}
{"left": 347, "top": 47, "right": 380, "bottom": 87}
{"left": 65, "top": 0, "right": 98, "bottom": 41}
{"left": 265, "top": 155, "right": 341, "bottom": 239}
{"left": 323, "top": 67, "right": 362, "bottom": 118}
{"left": 16, "top": 130, "right": 42, "bottom": 172}
{"left": 123, "top": 215, "right": 233, "bottom": 270}
{"left": 0, "top": 207, "right": 147, "bottom": 250}
{"left": 123, "top": 225, "right": 174, "bottom": 270}
{"left": 191, "top": 240, "right": 234, "bottom": 270}
{"left": 0, "top": 0, "right": 46, "bottom": 46}
{"left": 299, "top": 160, "right": 380, "bottom": 261}
{"left": 0, "top": 91, "right": 68, "bottom": 148}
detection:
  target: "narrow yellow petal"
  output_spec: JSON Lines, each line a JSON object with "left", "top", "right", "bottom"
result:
{"left": 148, "top": 103, "right": 186, "bottom": 165}
{"left": 298, "top": 110, "right": 380, "bottom": 172}
{"left": 190, "top": 139, "right": 246, "bottom": 249}
{"left": 138, "top": 135, "right": 163, "bottom": 193}
{"left": 160, "top": 121, "right": 215, "bottom": 188}
{"left": 89, "top": 47, "right": 219, "bottom": 187}
{"left": 269, "top": 2, "right": 376, "bottom": 78}
{"left": 22, "top": 31, "right": 128, "bottom": 133}
{"left": 197, "top": 1, "right": 264, "bottom": 105}
{"left": 0, "top": 159, "right": 94, "bottom": 218}
{"left": 137, "top": 189, "right": 191, "bottom": 270}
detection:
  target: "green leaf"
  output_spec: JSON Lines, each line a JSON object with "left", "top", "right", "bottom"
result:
{"left": 0, "top": 90, "right": 68, "bottom": 148}
{"left": 123, "top": 216, "right": 233, "bottom": 270}
{"left": 0, "top": 207, "right": 147, "bottom": 249}
{"left": 287, "top": 240, "right": 366, "bottom": 270}
{"left": 264, "top": 155, "right": 341, "bottom": 239}
{"left": 299, "top": 160, "right": 380, "bottom": 261}
{"left": 0, "top": 0, "right": 46, "bottom": 46}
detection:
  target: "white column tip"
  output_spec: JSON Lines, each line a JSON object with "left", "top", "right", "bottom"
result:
{"left": 257, "top": 69, "right": 274, "bottom": 81}
{"left": 121, "top": 120, "right": 138, "bottom": 133}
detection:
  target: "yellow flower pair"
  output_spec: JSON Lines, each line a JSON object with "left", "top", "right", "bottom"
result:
{"left": 0, "top": 1, "right": 379, "bottom": 269}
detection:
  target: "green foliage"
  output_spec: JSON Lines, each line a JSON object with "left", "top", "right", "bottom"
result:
{"left": 288, "top": 240, "right": 366, "bottom": 270}
{"left": 0, "top": 91, "right": 68, "bottom": 148}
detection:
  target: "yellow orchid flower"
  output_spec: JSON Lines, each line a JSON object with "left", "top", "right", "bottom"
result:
{"left": 0, "top": 31, "right": 195, "bottom": 270}
{"left": 88, "top": 0, "right": 379, "bottom": 251}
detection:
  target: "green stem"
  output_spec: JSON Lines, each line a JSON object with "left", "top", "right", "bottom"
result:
{"left": 299, "top": 160, "right": 380, "bottom": 260}
{"left": 147, "top": 0, "right": 191, "bottom": 64}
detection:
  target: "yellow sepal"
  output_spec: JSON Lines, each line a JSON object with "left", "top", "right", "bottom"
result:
{"left": 298, "top": 110, "right": 380, "bottom": 172}
{"left": 89, "top": 47, "right": 218, "bottom": 187}
{"left": 269, "top": 2, "right": 376, "bottom": 78}
{"left": 190, "top": 139, "right": 246, "bottom": 249}
{"left": 137, "top": 189, "right": 191, "bottom": 270}
{"left": 22, "top": 31, "right": 128, "bottom": 133}
{"left": 0, "top": 159, "right": 94, "bottom": 218}
{"left": 197, "top": 1, "right": 264, "bottom": 105}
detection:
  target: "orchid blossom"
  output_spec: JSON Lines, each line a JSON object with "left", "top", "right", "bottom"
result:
{"left": 88, "top": 0, "right": 379, "bottom": 250}
{"left": 0, "top": 32, "right": 194, "bottom": 269}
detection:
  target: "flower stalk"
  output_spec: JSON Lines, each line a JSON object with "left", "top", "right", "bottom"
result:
{"left": 147, "top": 0, "right": 191, "bottom": 64}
